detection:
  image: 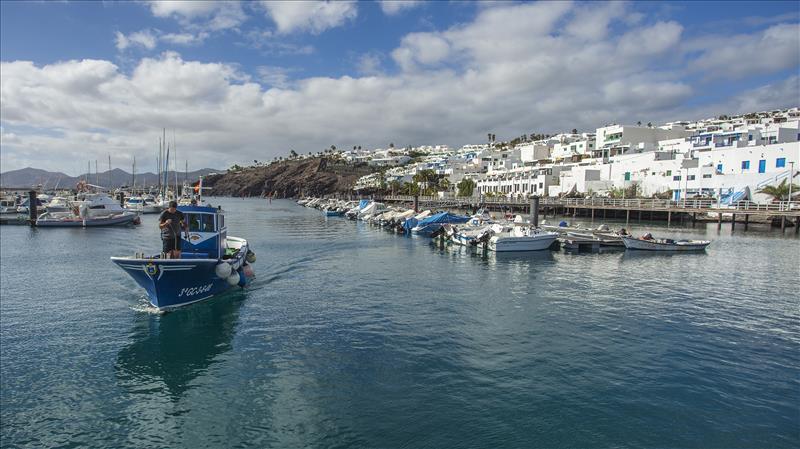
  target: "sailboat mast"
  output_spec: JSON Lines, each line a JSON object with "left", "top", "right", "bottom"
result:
{"left": 174, "top": 131, "right": 178, "bottom": 196}
{"left": 158, "top": 137, "right": 162, "bottom": 196}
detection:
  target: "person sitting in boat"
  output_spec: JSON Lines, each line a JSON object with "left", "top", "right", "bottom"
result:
{"left": 159, "top": 200, "right": 188, "bottom": 259}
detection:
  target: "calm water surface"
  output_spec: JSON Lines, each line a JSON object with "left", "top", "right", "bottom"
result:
{"left": 1, "top": 198, "right": 798, "bottom": 448}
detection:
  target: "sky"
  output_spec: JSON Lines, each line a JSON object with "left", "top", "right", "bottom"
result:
{"left": 1, "top": 0, "right": 798, "bottom": 175}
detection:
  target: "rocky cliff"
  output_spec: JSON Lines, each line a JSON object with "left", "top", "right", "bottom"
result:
{"left": 204, "top": 158, "right": 375, "bottom": 198}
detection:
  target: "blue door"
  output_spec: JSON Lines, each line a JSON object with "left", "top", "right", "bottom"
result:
{"left": 758, "top": 159, "right": 766, "bottom": 173}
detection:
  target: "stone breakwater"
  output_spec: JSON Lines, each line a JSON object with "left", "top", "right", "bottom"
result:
{"left": 204, "top": 157, "right": 376, "bottom": 198}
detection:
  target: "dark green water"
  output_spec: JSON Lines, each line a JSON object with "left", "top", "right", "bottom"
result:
{"left": 1, "top": 198, "right": 798, "bottom": 448}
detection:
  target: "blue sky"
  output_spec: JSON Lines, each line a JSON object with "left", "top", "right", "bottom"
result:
{"left": 1, "top": 1, "right": 798, "bottom": 175}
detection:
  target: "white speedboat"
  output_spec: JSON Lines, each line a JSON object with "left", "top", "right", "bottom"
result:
{"left": 36, "top": 211, "right": 139, "bottom": 227}
{"left": 622, "top": 235, "right": 711, "bottom": 251}
{"left": 44, "top": 196, "right": 72, "bottom": 213}
{"left": 487, "top": 224, "right": 559, "bottom": 252}
{"left": 125, "top": 196, "right": 162, "bottom": 214}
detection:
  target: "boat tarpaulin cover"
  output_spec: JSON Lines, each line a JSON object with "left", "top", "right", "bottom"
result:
{"left": 416, "top": 212, "right": 470, "bottom": 226}
{"left": 358, "top": 199, "right": 370, "bottom": 209}
{"left": 402, "top": 217, "right": 418, "bottom": 233}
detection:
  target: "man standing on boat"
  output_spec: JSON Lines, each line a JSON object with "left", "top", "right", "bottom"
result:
{"left": 159, "top": 200, "right": 188, "bottom": 259}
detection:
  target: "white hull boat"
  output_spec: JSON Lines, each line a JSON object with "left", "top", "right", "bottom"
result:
{"left": 486, "top": 224, "right": 559, "bottom": 252}
{"left": 622, "top": 236, "right": 711, "bottom": 251}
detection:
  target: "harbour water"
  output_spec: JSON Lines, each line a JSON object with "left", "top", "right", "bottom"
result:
{"left": 1, "top": 198, "right": 798, "bottom": 448}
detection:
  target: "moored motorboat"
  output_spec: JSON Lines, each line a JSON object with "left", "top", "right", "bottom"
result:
{"left": 621, "top": 234, "right": 711, "bottom": 251}
{"left": 36, "top": 210, "right": 139, "bottom": 227}
{"left": 486, "top": 224, "right": 560, "bottom": 252}
{"left": 111, "top": 203, "right": 256, "bottom": 310}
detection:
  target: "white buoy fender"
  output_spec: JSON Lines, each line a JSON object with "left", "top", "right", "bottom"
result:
{"left": 215, "top": 262, "right": 232, "bottom": 278}
{"left": 226, "top": 272, "right": 240, "bottom": 286}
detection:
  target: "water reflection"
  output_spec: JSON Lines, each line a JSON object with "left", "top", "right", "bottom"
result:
{"left": 115, "top": 292, "right": 246, "bottom": 398}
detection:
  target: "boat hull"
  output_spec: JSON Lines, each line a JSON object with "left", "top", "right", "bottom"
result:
{"left": 489, "top": 234, "right": 558, "bottom": 252}
{"left": 111, "top": 237, "right": 252, "bottom": 310}
{"left": 622, "top": 237, "right": 710, "bottom": 251}
{"left": 36, "top": 213, "right": 138, "bottom": 227}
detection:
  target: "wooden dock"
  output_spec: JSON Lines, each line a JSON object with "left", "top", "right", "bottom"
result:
{"left": 375, "top": 195, "right": 800, "bottom": 233}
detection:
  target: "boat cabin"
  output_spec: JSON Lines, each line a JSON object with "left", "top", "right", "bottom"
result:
{"left": 178, "top": 205, "right": 227, "bottom": 260}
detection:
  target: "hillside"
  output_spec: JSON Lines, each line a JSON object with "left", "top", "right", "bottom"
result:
{"left": 204, "top": 158, "right": 375, "bottom": 198}
{"left": 0, "top": 167, "right": 221, "bottom": 189}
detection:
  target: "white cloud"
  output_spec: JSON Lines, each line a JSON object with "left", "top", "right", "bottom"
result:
{"left": 257, "top": 66, "right": 294, "bottom": 88}
{"left": 617, "top": 21, "right": 683, "bottom": 57}
{"left": 242, "top": 29, "right": 315, "bottom": 55}
{"left": 1, "top": 3, "right": 797, "bottom": 174}
{"left": 115, "top": 29, "right": 158, "bottom": 51}
{"left": 357, "top": 52, "right": 383, "bottom": 76}
{"left": 161, "top": 32, "right": 209, "bottom": 46}
{"left": 146, "top": 0, "right": 247, "bottom": 31}
{"left": 685, "top": 23, "right": 800, "bottom": 80}
{"left": 565, "top": 1, "right": 625, "bottom": 40}
{"left": 379, "top": 1, "right": 422, "bottom": 16}
{"left": 259, "top": 1, "right": 357, "bottom": 34}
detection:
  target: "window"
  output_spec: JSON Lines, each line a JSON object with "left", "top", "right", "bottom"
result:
{"left": 703, "top": 174, "right": 712, "bottom": 179}
{"left": 776, "top": 157, "right": 786, "bottom": 168}
{"left": 758, "top": 159, "right": 766, "bottom": 174}
{"left": 688, "top": 175, "right": 696, "bottom": 181}
{"left": 716, "top": 163, "right": 723, "bottom": 173}
{"left": 748, "top": 134, "right": 753, "bottom": 141}
{"left": 624, "top": 172, "right": 631, "bottom": 181}
{"left": 666, "top": 170, "right": 672, "bottom": 176}
{"left": 673, "top": 175, "right": 681, "bottom": 181}
{"left": 741, "top": 160, "right": 750, "bottom": 170}
{"left": 187, "top": 213, "right": 215, "bottom": 232}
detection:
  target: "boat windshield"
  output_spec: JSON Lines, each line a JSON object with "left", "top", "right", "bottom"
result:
{"left": 186, "top": 213, "right": 216, "bottom": 232}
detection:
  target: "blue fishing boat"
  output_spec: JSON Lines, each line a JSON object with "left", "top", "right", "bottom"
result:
{"left": 111, "top": 204, "right": 256, "bottom": 310}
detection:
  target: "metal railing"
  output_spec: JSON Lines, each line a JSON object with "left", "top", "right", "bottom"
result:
{"left": 379, "top": 195, "right": 800, "bottom": 213}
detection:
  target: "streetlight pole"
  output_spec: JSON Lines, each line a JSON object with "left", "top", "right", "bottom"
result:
{"left": 789, "top": 161, "right": 795, "bottom": 205}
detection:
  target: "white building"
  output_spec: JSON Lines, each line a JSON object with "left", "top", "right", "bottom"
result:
{"left": 594, "top": 124, "right": 693, "bottom": 158}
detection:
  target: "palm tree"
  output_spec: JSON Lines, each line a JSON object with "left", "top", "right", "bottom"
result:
{"left": 758, "top": 179, "right": 799, "bottom": 201}
{"left": 457, "top": 178, "right": 475, "bottom": 197}
{"left": 571, "top": 128, "right": 577, "bottom": 134}
{"left": 637, "top": 121, "right": 642, "bottom": 126}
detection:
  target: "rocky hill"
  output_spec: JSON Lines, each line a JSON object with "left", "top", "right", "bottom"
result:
{"left": 204, "top": 158, "right": 375, "bottom": 198}
{"left": 1, "top": 167, "right": 220, "bottom": 189}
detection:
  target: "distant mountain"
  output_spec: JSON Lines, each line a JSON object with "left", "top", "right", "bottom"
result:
{"left": 0, "top": 167, "right": 223, "bottom": 189}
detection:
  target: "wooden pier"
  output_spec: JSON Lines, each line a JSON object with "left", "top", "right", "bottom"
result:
{"left": 376, "top": 195, "right": 800, "bottom": 233}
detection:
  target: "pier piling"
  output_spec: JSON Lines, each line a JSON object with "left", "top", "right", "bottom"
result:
{"left": 413, "top": 195, "right": 419, "bottom": 213}
{"left": 796, "top": 217, "right": 799, "bottom": 234}
{"left": 731, "top": 214, "right": 736, "bottom": 231}
{"left": 744, "top": 214, "right": 749, "bottom": 230}
{"left": 667, "top": 211, "right": 671, "bottom": 227}
{"left": 718, "top": 212, "right": 722, "bottom": 230}
{"left": 28, "top": 190, "right": 37, "bottom": 226}
{"left": 781, "top": 216, "right": 786, "bottom": 232}
{"left": 626, "top": 209, "right": 630, "bottom": 226}
{"left": 530, "top": 197, "right": 540, "bottom": 227}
